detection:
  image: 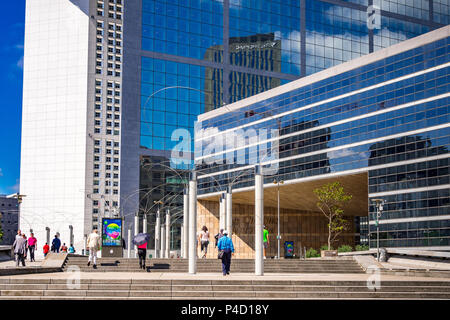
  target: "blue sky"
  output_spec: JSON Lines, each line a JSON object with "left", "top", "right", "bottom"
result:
{"left": 0, "top": 1, "right": 25, "bottom": 195}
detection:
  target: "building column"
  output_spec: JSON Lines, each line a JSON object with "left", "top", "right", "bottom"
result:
{"left": 46, "top": 227, "right": 50, "bottom": 245}
{"left": 183, "top": 188, "right": 189, "bottom": 258}
{"left": 143, "top": 214, "right": 147, "bottom": 234}
{"left": 165, "top": 209, "right": 170, "bottom": 258}
{"left": 134, "top": 213, "right": 139, "bottom": 258}
{"left": 83, "top": 233, "right": 87, "bottom": 256}
{"left": 188, "top": 171, "right": 197, "bottom": 274}
{"left": 127, "top": 229, "right": 131, "bottom": 258}
{"left": 143, "top": 214, "right": 148, "bottom": 250}
{"left": 180, "top": 223, "right": 184, "bottom": 258}
{"left": 226, "top": 186, "right": 232, "bottom": 236}
{"left": 155, "top": 208, "right": 161, "bottom": 258}
{"left": 69, "top": 225, "right": 73, "bottom": 246}
{"left": 160, "top": 224, "right": 165, "bottom": 258}
{"left": 219, "top": 193, "right": 226, "bottom": 231}
{"left": 255, "top": 165, "right": 264, "bottom": 276}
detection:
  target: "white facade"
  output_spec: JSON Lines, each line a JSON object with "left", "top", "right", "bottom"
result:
{"left": 20, "top": 0, "right": 90, "bottom": 255}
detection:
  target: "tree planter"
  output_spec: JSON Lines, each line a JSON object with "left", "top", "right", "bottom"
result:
{"left": 321, "top": 250, "right": 338, "bottom": 257}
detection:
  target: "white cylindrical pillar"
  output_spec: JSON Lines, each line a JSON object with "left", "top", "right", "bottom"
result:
{"left": 226, "top": 186, "right": 232, "bottom": 236}
{"left": 165, "top": 209, "right": 170, "bottom": 258}
{"left": 219, "top": 193, "right": 226, "bottom": 231}
{"left": 160, "top": 224, "right": 165, "bottom": 258}
{"left": 183, "top": 189, "right": 189, "bottom": 259}
{"left": 143, "top": 214, "right": 147, "bottom": 233}
{"left": 69, "top": 225, "right": 73, "bottom": 247}
{"left": 127, "top": 228, "right": 131, "bottom": 258}
{"left": 46, "top": 227, "right": 51, "bottom": 245}
{"left": 255, "top": 166, "right": 264, "bottom": 276}
{"left": 83, "top": 234, "right": 87, "bottom": 256}
{"left": 143, "top": 214, "right": 148, "bottom": 250}
{"left": 188, "top": 171, "right": 197, "bottom": 274}
{"left": 180, "top": 223, "right": 184, "bottom": 258}
{"left": 155, "top": 208, "right": 161, "bottom": 258}
{"left": 134, "top": 214, "right": 139, "bottom": 258}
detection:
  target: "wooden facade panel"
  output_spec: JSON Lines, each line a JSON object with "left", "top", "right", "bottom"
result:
{"left": 197, "top": 200, "right": 357, "bottom": 259}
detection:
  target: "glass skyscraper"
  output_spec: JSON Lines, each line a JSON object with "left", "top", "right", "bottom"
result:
{"left": 195, "top": 26, "right": 450, "bottom": 255}
{"left": 20, "top": 0, "right": 449, "bottom": 254}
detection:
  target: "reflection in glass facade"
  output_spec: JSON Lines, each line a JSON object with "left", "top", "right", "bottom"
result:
{"left": 194, "top": 29, "right": 450, "bottom": 250}
{"left": 123, "top": 0, "right": 448, "bottom": 251}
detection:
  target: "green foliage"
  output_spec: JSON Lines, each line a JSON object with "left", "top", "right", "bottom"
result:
{"left": 320, "top": 244, "right": 333, "bottom": 251}
{"left": 355, "top": 244, "right": 370, "bottom": 251}
{"left": 337, "top": 245, "right": 353, "bottom": 252}
{"left": 313, "top": 182, "right": 352, "bottom": 250}
{"left": 306, "top": 248, "right": 320, "bottom": 258}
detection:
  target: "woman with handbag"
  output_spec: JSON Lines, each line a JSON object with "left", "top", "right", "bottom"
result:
{"left": 217, "top": 230, "right": 234, "bottom": 276}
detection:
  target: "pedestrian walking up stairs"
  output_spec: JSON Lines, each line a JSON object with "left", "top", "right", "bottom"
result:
{"left": 1, "top": 278, "right": 450, "bottom": 299}
{"left": 62, "top": 255, "right": 365, "bottom": 273}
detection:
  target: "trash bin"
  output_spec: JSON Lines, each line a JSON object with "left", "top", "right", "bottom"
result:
{"left": 379, "top": 248, "right": 388, "bottom": 262}
{"left": 284, "top": 241, "right": 294, "bottom": 258}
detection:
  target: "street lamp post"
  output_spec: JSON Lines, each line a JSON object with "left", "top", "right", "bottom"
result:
{"left": 371, "top": 198, "right": 385, "bottom": 262}
{"left": 273, "top": 179, "right": 284, "bottom": 259}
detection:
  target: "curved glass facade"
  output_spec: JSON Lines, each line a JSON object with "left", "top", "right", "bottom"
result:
{"left": 123, "top": 0, "right": 449, "bottom": 251}
{"left": 194, "top": 32, "right": 450, "bottom": 249}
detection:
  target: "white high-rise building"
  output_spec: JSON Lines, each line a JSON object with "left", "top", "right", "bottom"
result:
{"left": 20, "top": 0, "right": 123, "bottom": 254}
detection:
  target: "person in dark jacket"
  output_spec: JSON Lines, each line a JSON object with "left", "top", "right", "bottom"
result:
{"left": 51, "top": 235, "right": 61, "bottom": 253}
{"left": 217, "top": 230, "right": 235, "bottom": 276}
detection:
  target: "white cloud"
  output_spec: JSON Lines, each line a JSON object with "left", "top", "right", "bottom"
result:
{"left": 17, "top": 56, "right": 24, "bottom": 69}
{"left": 10, "top": 180, "right": 20, "bottom": 193}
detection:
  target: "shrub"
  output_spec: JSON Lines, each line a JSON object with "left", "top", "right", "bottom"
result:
{"left": 320, "top": 244, "right": 333, "bottom": 251}
{"left": 306, "top": 248, "right": 320, "bottom": 258}
{"left": 355, "top": 244, "right": 369, "bottom": 251}
{"left": 337, "top": 245, "right": 353, "bottom": 252}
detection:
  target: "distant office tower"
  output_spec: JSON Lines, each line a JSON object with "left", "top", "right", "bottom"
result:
{"left": 20, "top": 0, "right": 448, "bottom": 253}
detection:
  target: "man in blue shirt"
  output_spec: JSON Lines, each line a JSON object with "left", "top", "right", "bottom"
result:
{"left": 217, "top": 230, "right": 234, "bottom": 276}
{"left": 51, "top": 235, "right": 61, "bottom": 253}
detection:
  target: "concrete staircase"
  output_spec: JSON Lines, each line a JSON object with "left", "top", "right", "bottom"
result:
{"left": 62, "top": 255, "right": 365, "bottom": 273}
{"left": 1, "top": 278, "right": 449, "bottom": 299}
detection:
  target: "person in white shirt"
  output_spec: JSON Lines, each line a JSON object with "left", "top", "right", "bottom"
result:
{"left": 86, "top": 229, "right": 102, "bottom": 269}
{"left": 198, "top": 226, "right": 210, "bottom": 259}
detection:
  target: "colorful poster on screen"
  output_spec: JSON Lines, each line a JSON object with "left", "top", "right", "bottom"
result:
{"left": 102, "top": 218, "right": 122, "bottom": 247}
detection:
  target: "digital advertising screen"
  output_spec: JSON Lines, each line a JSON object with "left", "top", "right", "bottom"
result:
{"left": 102, "top": 218, "right": 122, "bottom": 247}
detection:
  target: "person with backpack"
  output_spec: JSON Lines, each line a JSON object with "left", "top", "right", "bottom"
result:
{"left": 68, "top": 244, "right": 76, "bottom": 254}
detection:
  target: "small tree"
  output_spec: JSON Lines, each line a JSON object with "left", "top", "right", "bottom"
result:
{"left": 313, "top": 182, "right": 352, "bottom": 251}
